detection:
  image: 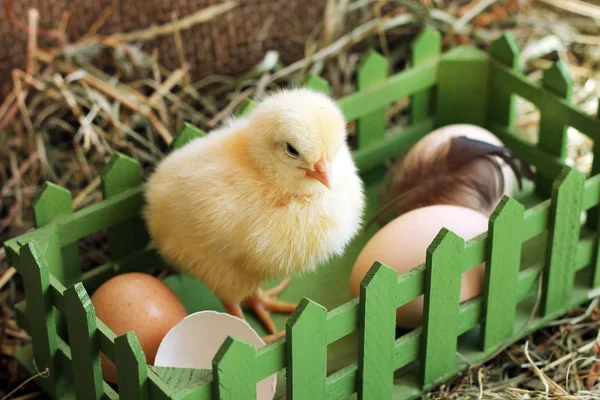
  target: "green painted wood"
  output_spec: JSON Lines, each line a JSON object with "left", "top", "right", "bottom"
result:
{"left": 410, "top": 27, "right": 441, "bottom": 123}
{"left": 64, "top": 282, "right": 103, "bottom": 400}
{"left": 33, "top": 182, "right": 80, "bottom": 286}
{"left": 435, "top": 47, "right": 490, "bottom": 127}
{"left": 584, "top": 174, "right": 600, "bottom": 211}
{"left": 304, "top": 74, "right": 330, "bottom": 94}
{"left": 326, "top": 362, "right": 357, "bottom": 400}
{"left": 357, "top": 263, "right": 396, "bottom": 399}
{"left": 326, "top": 297, "right": 358, "bottom": 344}
{"left": 537, "top": 61, "right": 573, "bottom": 197}
{"left": 338, "top": 61, "right": 437, "bottom": 122}
{"left": 286, "top": 298, "right": 327, "bottom": 399}
{"left": 101, "top": 152, "right": 149, "bottom": 260}
{"left": 236, "top": 98, "right": 257, "bottom": 117}
{"left": 589, "top": 99, "right": 600, "bottom": 287}
{"left": 147, "top": 369, "right": 174, "bottom": 400}
{"left": 171, "top": 122, "right": 206, "bottom": 150}
{"left": 115, "top": 332, "right": 149, "bottom": 400}
{"left": 395, "top": 264, "right": 425, "bottom": 308}
{"left": 213, "top": 336, "right": 256, "bottom": 400}
{"left": 488, "top": 33, "right": 519, "bottom": 131}
{"left": 356, "top": 50, "right": 389, "bottom": 149}
{"left": 542, "top": 167, "right": 585, "bottom": 315}
{"left": 255, "top": 340, "right": 285, "bottom": 382}
{"left": 395, "top": 330, "right": 421, "bottom": 370}
{"left": 20, "top": 240, "right": 65, "bottom": 399}
{"left": 420, "top": 229, "right": 464, "bottom": 385}
{"left": 148, "top": 365, "right": 212, "bottom": 399}
{"left": 353, "top": 118, "right": 434, "bottom": 173}
{"left": 489, "top": 62, "right": 600, "bottom": 144}
{"left": 481, "top": 197, "right": 524, "bottom": 350}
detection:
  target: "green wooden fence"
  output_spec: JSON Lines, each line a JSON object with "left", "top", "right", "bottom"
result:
{"left": 5, "top": 27, "right": 600, "bottom": 399}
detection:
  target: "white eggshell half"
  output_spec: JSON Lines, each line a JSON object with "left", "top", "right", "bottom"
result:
{"left": 419, "top": 123, "right": 516, "bottom": 200}
{"left": 350, "top": 204, "right": 489, "bottom": 329}
{"left": 155, "top": 311, "right": 276, "bottom": 399}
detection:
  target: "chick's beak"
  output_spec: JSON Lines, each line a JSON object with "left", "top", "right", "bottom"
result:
{"left": 306, "top": 157, "right": 333, "bottom": 189}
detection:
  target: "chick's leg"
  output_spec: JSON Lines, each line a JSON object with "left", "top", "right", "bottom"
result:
{"left": 222, "top": 278, "right": 297, "bottom": 343}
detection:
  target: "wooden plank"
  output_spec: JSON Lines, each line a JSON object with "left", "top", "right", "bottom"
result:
{"left": 255, "top": 339, "right": 285, "bottom": 382}
{"left": 356, "top": 50, "right": 389, "bottom": 149}
{"left": 171, "top": 122, "right": 206, "bottom": 150}
{"left": 20, "top": 240, "right": 66, "bottom": 399}
{"left": 338, "top": 61, "right": 437, "bottom": 122}
{"left": 64, "top": 283, "right": 104, "bottom": 399}
{"left": 213, "top": 337, "right": 256, "bottom": 399}
{"left": 589, "top": 101, "right": 600, "bottom": 287}
{"left": 59, "top": 186, "right": 145, "bottom": 246}
{"left": 487, "top": 32, "right": 519, "bottom": 130}
{"left": 420, "top": 229, "right": 464, "bottom": 385}
{"left": 435, "top": 46, "right": 490, "bottom": 127}
{"left": 326, "top": 297, "right": 359, "bottom": 344}
{"left": 395, "top": 264, "right": 424, "bottom": 308}
{"left": 542, "top": 167, "right": 585, "bottom": 315}
{"left": 410, "top": 27, "right": 441, "bottom": 123}
{"left": 353, "top": 118, "right": 434, "bottom": 174}
{"left": 489, "top": 62, "right": 600, "bottom": 144}
{"left": 115, "top": 332, "right": 149, "bottom": 400}
{"left": 537, "top": 61, "right": 573, "bottom": 197}
{"left": 583, "top": 174, "right": 600, "bottom": 211}
{"left": 481, "top": 197, "right": 524, "bottom": 350}
{"left": 286, "top": 298, "right": 327, "bottom": 399}
{"left": 395, "top": 329, "right": 421, "bottom": 370}
{"left": 236, "top": 98, "right": 257, "bottom": 117}
{"left": 303, "top": 73, "right": 330, "bottom": 94}
{"left": 33, "top": 182, "right": 80, "bottom": 286}
{"left": 357, "top": 262, "right": 397, "bottom": 399}
{"left": 326, "top": 362, "right": 357, "bottom": 400}
{"left": 101, "top": 152, "right": 149, "bottom": 260}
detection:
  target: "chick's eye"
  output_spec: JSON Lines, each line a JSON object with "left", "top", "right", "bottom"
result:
{"left": 285, "top": 143, "right": 300, "bottom": 158}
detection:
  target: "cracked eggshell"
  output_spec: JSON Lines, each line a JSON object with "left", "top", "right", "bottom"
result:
{"left": 155, "top": 311, "right": 277, "bottom": 399}
{"left": 349, "top": 204, "right": 489, "bottom": 329}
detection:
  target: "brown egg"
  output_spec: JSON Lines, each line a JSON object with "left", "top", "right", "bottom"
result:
{"left": 91, "top": 272, "right": 188, "bottom": 383}
{"left": 350, "top": 205, "right": 488, "bottom": 329}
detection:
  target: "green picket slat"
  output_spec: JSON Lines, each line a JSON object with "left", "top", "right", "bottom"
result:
{"left": 435, "top": 47, "right": 490, "bottom": 127}
{"left": 481, "top": 197, "right": 525, "bottom": 351}
{"left": 542, "top": 167, "right": 585, "bottom": 315}
{"left": 115, "top": 332, "right": 149, "bottom": 400}
{"left": 213, "top": 337, "right": 256, "bottom": 400}
{"left": 304, "top": 74, "right": 330, "bottom": 94}
{"left": 356, "top": 50, "right": 388, "bottom": 149}
{"left": 286, "top": 298, "right": 327, "bottom": 399}
{"left": 101, "top": 152, "right": 149, "bottom": 260}
{"left": 420, "top": 229, "right": 464, "bottom": 385}
{"left": 64, "top": 283, "right": 104, "bottom": 399}
{"left": 488, "top": 32, "right": 519, "bottom": 131}
{"left": 537, "top": 61, "right": 573, "bottom": 197}
{"left": 358, "top": 263, "right": 397, "bottom": 399}
{"left": 171, "top": 122, "right": 207, "bottom": 150}
{"left": 588, "top": 98, "right": 600, "bottom": 286}
{"left": 33, "top": 182, "right": 80, "bottom": 286}
{"left": 20, "top": 240, "right": 66, "bottom": 399}
{"left": 410, "top": 27, "right": 441, "bottom": 123}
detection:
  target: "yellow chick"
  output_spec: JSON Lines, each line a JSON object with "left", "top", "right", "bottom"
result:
{"left": 143, "top": 88, "right": 365, "bottom": 339}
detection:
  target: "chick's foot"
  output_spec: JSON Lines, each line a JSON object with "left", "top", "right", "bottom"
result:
{"left": 222, "top": 278, "right": 297, "bottom": 342}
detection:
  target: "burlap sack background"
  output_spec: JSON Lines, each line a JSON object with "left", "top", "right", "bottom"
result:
{"left": 0, "top": 0, "right": 325, "bottom": 97}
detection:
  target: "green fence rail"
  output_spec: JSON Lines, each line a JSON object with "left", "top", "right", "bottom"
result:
{"left": 5, "top": 27, "right": 600, "bottom": 399}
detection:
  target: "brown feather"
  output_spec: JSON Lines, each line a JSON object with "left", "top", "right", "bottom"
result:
{"left": 368, "top": 136, "right": 535, "bottom": 228}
